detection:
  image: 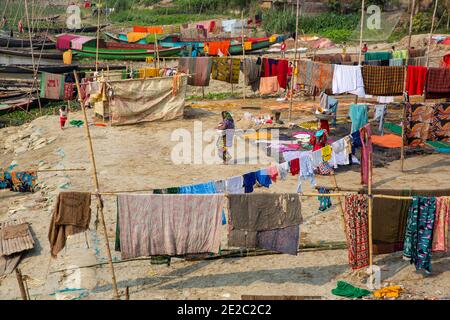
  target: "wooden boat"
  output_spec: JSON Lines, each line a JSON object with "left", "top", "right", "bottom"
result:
{"left": 0, "top": 47, "right": 63, "bottom": 60}
{"left": 0, "top": 94, "right": 38, "bottom": 116}
{"left": 30, "top": 14, "right": 60, "bottom": 22}
{"left": 26, "top": 24, "right": 109, "bottom": 34}
{"left": 72, "top": 44, "right": 181, "bottom": 61}
{"left": 0, "top": 63, "right": 78, "bottom": 74}
{"left": 104, "top": 31, "right": 166, "bottom": 44}
{"left": 0, "top": 34, "right": 56, "bottom": 49}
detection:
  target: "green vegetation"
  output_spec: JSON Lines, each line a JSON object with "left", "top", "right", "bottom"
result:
{"left": 187, "top": 92, "right": 240, "bottom": 100}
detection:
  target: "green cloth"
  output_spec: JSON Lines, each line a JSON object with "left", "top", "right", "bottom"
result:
{"left": 331, "top": 281, "right": 371, "bottom": 298}
{"left": 153, "top": 187, "right": 180, "bottom": 194}
{"left": 69, "top": 120, "right": 84, "bottom": 127}
{"left": 384, "top": 122, "right": 402, "bottom": 135}
{"left": 393, "top": 50, "right": 408, "bottom": 60}
{"left": 365, "top": 51, "right": 392, "bottom": 61}
{"left": 349, "top": 104, "right": 368, "bottom": 133}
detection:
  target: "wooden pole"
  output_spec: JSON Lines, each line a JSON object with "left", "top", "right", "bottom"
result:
{"left": 358, "top": 0, "right": 366, "bottom": 66}
{"left": 329, "top": 173, "right": 348, "bottom": 235}
{"left": 154, "top": 33, "right": 160, "bottom": 69}
{"left": 288, "top": 0, "right": 300, "bottom": 122}
{"left": 15, "top": 269, "right": 28, "bottom": 300}
{"left": 241, "top": 11, "right": 246, "bottom": 101}
{"left": 73, "top": 71, "right": 120, "bottom": 300}
{"left": 426, "top": 0, "right": 439, "bottom": 68}
{"left": 407, "top": 0, "right": 416, "bottom": 50}
{"left": 368, "top": 146, "right": 374, "bottom": 284}
{"left": 125, "top": 286, "right": 130, "bottom": 300}
{"left": 95, "top": 0, "right": 101, "bottom": 72}
{"left": 401, "top": 97, "right": 407, "bottom": 172}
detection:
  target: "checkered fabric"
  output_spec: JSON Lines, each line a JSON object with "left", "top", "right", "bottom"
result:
{"left": 425, "top": 67, "right": 450, "bottom": 99}
{"left": 362, "top": 66, "right": 406, "bottom": 96}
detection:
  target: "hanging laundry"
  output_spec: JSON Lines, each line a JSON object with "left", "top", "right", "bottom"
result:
{"left": 152, "top": 187, "right": 180, "bottom": 194}
{"left": 373, "top": 104, "right": 386, "bottom": 134}
{"left": 408, "top": 48, "right": 426, "bottom": 58}
{"left": 214, "top": 180, "right": 226, "bottom": 194}
{"left": 241, "top": 58, "right": 261, "bottom": 92}
{"left": 407, "top": 56, "right": 427, "bottom": 66}
{"left": 321, "top": 145, "right": 332, "bottom": 162}
{"left": 424, "top": 67, "right": 450, "bottom": 99}
{"left": 117, "top": 194, "right": 224, "bottom": 258}
{"left": 332, "top": 281, "right": 371, "bottom": 299}
{"left": 226, "top": 176, "right": 244, "bottom": 194}
{"left": 310, "top": 129, "right": 328, "bottom": 151}
{"left": 405, "top": 66, "right": 427, "bottom": 96}
{"left": 267, "top": 166, "right": 279, "bottom": 183}
{"left": 318, "top": 187, "right": 332, "bottom": 211}
{"left": 332, "top": 65, "right": 365, "bottom": 97}
{"left": 377, "top": 96, "right": 394, "bottom": 103}
{"left": 429, "top": 103, "right": 450, "bottom": 143}
{"left": 48, "top": 192, "right": 92, "bottom": 258}
{"left": 259, "top": 76, "right": 279, "bottom": 94}
{"left": 297, "top": 60, "right": 313, "bottom": 87}
{"left": 316, "top": 161, "right": 334, "bottom": 176}
{"left": 206, "top": 41, "right": 231, "bottom": 56}
{"left": 296, "top": 152, "right": 316, "bottom": 192}
{"left": 211, "top": 57, "right": 240, "bottom": 84}
{"left": 243, "top": 41, "right": 252, "bottom": 51}
{"left": 359, "top": 124, "right": 373, "bottom": 186}
{"left": 432, "top": 197, "right": 450, "bottom": 252}
{"left": 349, "top": 104, "right": 368, "bottom": 133}
{"left": 361, "top": 66, "right": 405, "bottom": 96}
{"left": 403, "top": 196, "right": 436, "bottom": 273}
{"left": 404, "top": 102, "right": 435, "bottom": 146}
{"left": 311, "top": 62, "right": 334, "bottom": 90}
{"left": 389, "top": 58, "right": 404, "bottom": 66}
{"left": 179, "top": 181, "right": 217, "bottom": 194}
{"left": 343, "top": 194, "right": 370, "bottom": 270}
{"left": 255, "top": 169, "right": 272, "bottom": 188}
{"left": 227, "top": 193, "right": 302, "bottom": 255}
{"left": 289, "top": 158, "right": 300, "bottom": 175}
{"left": 311, "top": 150, "right": 323, "bottom": 168}
{"left": 277, "top": 162, "right": 290, "bottom": 181}
{"left": 178, "top": 57, "right": 212, "bottom": 86}
{"left": 40, "top": 72, "right": 65, "bottom": 100}
{"left": 243, "top": 172, "right": 257, "bottom": 193}
{"left": 365, "top": 51, "right": 392, "bottom": 61}
{"left": 392, "top": 50, "right": 408, "bottom": 60}
{"left": 138, "top": 68, "right": 160, "bottom": 79}
{"left": 261, "top": 58, "right": 289, "bottom": 89}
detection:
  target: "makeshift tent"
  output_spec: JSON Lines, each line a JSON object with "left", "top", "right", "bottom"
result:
{"left": 108, "top": 75, "right": 188, "bottom": 126}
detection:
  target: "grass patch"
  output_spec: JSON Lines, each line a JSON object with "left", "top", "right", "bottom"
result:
{"left": 110, "top": 11, "right": 225, "bottom": 26}
{"left": 187, "top": 92, "right": 240, "bottom": 100}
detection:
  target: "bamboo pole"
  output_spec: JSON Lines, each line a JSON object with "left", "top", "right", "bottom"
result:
{"left": 288, "top": 0, "right": 300, "bottom": 122}
{"left": 73, "top": 71, "right": 120, "bottom": 300}
{"left": 95, "top": 0, "right": 101, "bottom": 72}
{"left": 407, "top": 0, "right": 416, "bottom": 50}
{"left": 15, "top": 269, "right": 28, "bottom": 300}
{"left": 241, "top": 11, "right": 246, "bottom": 101}
{"left": 154, "top": 33, "right": 160, "bottom": 69}
{"left": 426, "top": 0, "right": 439, "bottom": 68}
{"left": 400, "top": 101, "right": 406, "bottom": 172}
{"left": 367, "top": 149, "right": 374, "bottom": 284}
{"left": 329, "top": 173, "right": 348, "bottom": 235}
{"left": 358, "top": 0, "right": 366, "bottom": 66}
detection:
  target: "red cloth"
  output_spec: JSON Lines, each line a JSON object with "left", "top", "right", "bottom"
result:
{"left": 207, "top": 41, "right": 230, "bottom": 56}
{"left": 276, "top": 59, "right": 288, "bottom": 89}
{"left": 319, "top": 120, "right": 330, "bottom": 134}
{"left": 56, "top": 34, "right": 79, "bottom": 50}
{"left": 289, "top": 158, "right": 300, "bottom": 176}
{"left": 208, "top": 21, "right": 215, "bottom": 32}
{"left": 406, "top": 66, "right": 427, "bottom": 96}
{"left": 63, "top": 82, "right": 74, "bottom": 101}
{"left": 133, "top": 26, "right": 148, "bottom": 32}
{"left": 60, "top": 117, "right": 67, "bottom": 128}
{"left": 443, "top": 54, "right": 450, "bottom": 67}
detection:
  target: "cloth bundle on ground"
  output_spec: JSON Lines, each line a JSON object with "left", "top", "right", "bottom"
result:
{"left": 404, "top": 102, "right": 450, "bottom": 146}
{"left": 343, "top": 194, "right": 369, "bottom": 270}
{"left": 227, "top": 194, "right": 302, "bottom": 255}
{"left": 241, "top": 58, "right": 261, "bottom": 92}
{"left": 332, "top": 65, "right": 365, "bottom": 97}
{"left": 178, "top": 57, "right": 212, "bottom": 86}
{"left": 331, "top": 281, "right": 371, "bottom": 298}
{"left": 424, "top": 67, "right": 450, "bottom": 99}
{"left": 211, "top": 57, "right": 240, "bottom": 84}
{"left": 48, "top": 192, "right": 91, "bottom": 258}
{"left": 0, "top": 219, "right": 34, "bottom": 277}
{"left": 108, "top": 76, "right": 188, "bottom": 126}
{"left": 0, "top": 170, "right": 37, "bottom": 193}
{"left": 261, "top": 58, "right": 289, "bottom": 89}
{"left": 371, "top": 134, "right": 403, "bottom": 148}
{"left": 117, "top": 194, "right": 224, "bottom": 259}
{"left": 40, "top": 72, "right": 65, "bottom": 100}
{"left": 405, "top": 66, "right": 427, "bottom": 96}
{"left": 361, "top": 66, "right": 405, "bottom": 96}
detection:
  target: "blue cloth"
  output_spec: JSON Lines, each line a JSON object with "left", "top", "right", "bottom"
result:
{"left": 256, "top": 169, "right": 272, "bottom": 188}
{"left": 243, "top": 172, "right": 257, "bottom": 193}
{"left": 349, "top": 104, "right": 368, "bottom": 133}
{"left": 351, "top": 130, "right": 362, "bottom": 154}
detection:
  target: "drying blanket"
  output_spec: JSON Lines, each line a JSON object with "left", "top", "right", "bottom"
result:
{"left": 117, "top": 194, "right": 225, "bottom": 258}
{"left": 40, "top": 72, "right": 65, "bottom": 100}
{"left": 424, "top": 67, "right": 450, "bottom": 99}
{"left": 178, "top": 57, "right": 212, "bottom": 86}
{"left": 361, "top": 66, "right": 405, "bottom": 96}
{"left": 109, "top": 76, "right": 188, "bottom": 126}
{"left": 211, "top": 57, "right": 240, "bottom": 84}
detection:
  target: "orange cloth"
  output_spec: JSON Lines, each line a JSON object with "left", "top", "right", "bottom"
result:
{"left": 206, "top": 41, "right": 230, "bottom": 56}
{"left": 147, "top": 26, "right": 164, "bottom": 34}
{"left": 371, "top": 134, "right": 403, "bottom": 148}
{"left": 259, "top": 76, "right": 280, "bottom": 95}
{"left": 127, "top": 32, "right": 148, "bottom": 43}
{"left": 133, "top": 26, "right": 148, "bottom": 32}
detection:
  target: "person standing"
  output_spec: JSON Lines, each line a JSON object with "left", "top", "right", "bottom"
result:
{"left": 1, "top": 16, "right": 8, "bottom": 31}
{"left": 281, "top": 40, "right": 287, "bottom": 58}
{"left": 361, "top": 43, "right": 368, "bottom": 54}
{"left": 59, "top": 105, "right": 68, "bottom": 130}
{"left": 17, "top": 19, "right": 24, "bottom": 33}
{"left": 216, "top": 111, "right": 235, "bottom": 164}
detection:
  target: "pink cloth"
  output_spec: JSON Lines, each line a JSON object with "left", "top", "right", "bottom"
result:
{"left": 118, "top": 194, "right": 224, "bottom": 259}
{"left": 56, "top": 34, "right": 79, "bottom": 50}
{"left": 70, "top": 36, "right": 95, "bottom": 50}
{"left": 267, "top": 166, "right": 279, "bottom": 182}
{"left": 432, "top": 197, "right": 450, "bottom": 252}
{"left": 360, "top": 124, "right": 373, "bottom": 185}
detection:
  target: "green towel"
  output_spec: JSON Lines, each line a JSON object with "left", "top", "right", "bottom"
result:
{"left": 384, "top": 122, "right": 402, "bottom": 135}
{"left": 69, "top": 120, "right": 84, "bottom": 127}
{"left": 332, "top": 281, "right": 371, "bottom": 298}
{"left": 365, "top": 51, "right": 392, "bottom": 61}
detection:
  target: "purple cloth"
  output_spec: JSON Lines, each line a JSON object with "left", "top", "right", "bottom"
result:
{"left": 257, "top": 225, "right": 300, "bottom": 255}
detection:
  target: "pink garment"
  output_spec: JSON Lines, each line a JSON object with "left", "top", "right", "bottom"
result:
{"left": 432, "top": 197, "right": 450, "bottom": 252}
{"left": 71, "top": 36, "right": 95, "bottom": 50}
{"left": 118, "top": 194, "right": 225, "bottom": 259}
{"left": 359, "top": 124, "right": 373, "bottom": 185}
{"left": 267, "top": 166, "right": 279, "bottom": 182}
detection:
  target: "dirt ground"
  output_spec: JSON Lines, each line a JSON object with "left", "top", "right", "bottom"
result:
{"left": 0, "top": 35, "right": 449, "bottom": 300}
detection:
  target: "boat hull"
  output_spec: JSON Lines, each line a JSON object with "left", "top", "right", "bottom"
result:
{"left": 72, "top": 46, "right": 181, "bottom": 60}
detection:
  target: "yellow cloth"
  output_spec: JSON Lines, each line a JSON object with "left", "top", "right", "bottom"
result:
{"left": 243, "top": 132, "right": 272, "bottom": 140}
{"left": 322, "top": 145, "right": 332, "bottom": 161}
{"left": 145, "top": 57, "right": 155, "bottom": 64}
{"left": 127, "top": 32, "right": 148, "bottom": 43}
{"left": 373, "top": 286, "right": 403, "bottom": 299}
{"left": 299, "top": 120, "right": 318, "bottom": 130}
{"left": 269, "top": 35, "right": 277, "bottom": 43}
{"left": 63, "top": 50, "right": 72, "bottom": 65}
{"left": 138, "top": 68, "right": 160, "bottom": 78}
{"left": 244, "top": 41, "right": 252, "bottom": 51}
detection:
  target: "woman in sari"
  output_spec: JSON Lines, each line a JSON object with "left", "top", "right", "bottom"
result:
{"left": 216, "top": 111, "right": 235, "bottom": 164}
